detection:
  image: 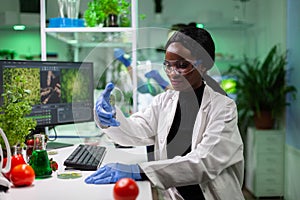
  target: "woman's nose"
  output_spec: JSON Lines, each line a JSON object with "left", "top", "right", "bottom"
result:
{"left": 168, "top": 69, "right": 180, "bottom": 78}
{"left": 169, "top": 67, "right": 181, "bottom": 75}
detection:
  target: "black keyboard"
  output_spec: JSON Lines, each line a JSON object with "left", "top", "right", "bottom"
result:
{"left": 63, "top": 144, "right": 107, "bottom": 170}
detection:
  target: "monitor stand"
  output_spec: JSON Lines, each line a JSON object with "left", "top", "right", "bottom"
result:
{"left": 46, "top": 142, "right": 73, "bottom": 150}
{"left": 30, "top": 126, "right": 74, "bottom": 150}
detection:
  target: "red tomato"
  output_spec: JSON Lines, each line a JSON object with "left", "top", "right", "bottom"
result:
{"left": 50, "top": 159, "right": 58, "bottom": 171}
{"left": 2, "top": 154, "right": 26, "bottom": 180}
{"left": 26, "top": 139, "right": 34, "bottom": 146}
{"left": 10, "top": 164, "right": 35, "bottom": 187}
{"left": 113, "top": 178, "right": 139, "bottom": 200}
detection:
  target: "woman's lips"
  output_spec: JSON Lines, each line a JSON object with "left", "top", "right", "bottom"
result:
{"left": 170, "top": 79, "right": 183, "bottom": 86}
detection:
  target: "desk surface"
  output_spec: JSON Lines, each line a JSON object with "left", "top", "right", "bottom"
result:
{"left": 2, "top": 122, "right": 153, "bottom": 200}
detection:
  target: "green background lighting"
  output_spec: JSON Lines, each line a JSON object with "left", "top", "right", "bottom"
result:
{"left": 13, "top": 25, "right": 26, "bottom": 31}
{"left": 196, "top": 23, "right": 204, "bottom": 28}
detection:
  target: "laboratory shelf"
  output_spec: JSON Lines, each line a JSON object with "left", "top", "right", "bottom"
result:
{"left": 40, "top": 0, "right": 139, "bottom": 112}
{"left": 44, "top": 27, "right": 135, "bottom": 33}
{"left": 46, "top": 32, "right": 132, "bottom": 48}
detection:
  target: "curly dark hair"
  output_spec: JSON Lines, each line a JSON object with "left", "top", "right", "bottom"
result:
{"left": 165, "top": 27, "right": 215, "bottom": 70}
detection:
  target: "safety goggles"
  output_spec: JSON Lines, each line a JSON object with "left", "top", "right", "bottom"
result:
{"left": 163, "top": 60, "right": 201, "bottom": 75}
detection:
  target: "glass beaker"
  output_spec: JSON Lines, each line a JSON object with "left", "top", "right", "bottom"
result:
{"left": 66, "top": 0, "right": 80, "bottom": 19}
{"left": 57, "top": 0, "right": 67, "bottom": 18}
{"left": 29, "top": 134, "right": 52, "bottom": 178}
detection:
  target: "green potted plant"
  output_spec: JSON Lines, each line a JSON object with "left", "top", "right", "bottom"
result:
{"left": 84, "top": 0, "right": 130, "bottom": 27}
{"left": 0, "top": 75, "right": 37, "bottom": 148}
{"left": 103, "top": 0, "right": 131, "bottom": 27}
{"left": 226, "top": 45, "right": 297, "bottom": 130}
{"left": 84, "top": 0, "right": 106, "bottom": 27}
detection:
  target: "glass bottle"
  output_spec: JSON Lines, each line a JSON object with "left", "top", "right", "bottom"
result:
{"left": 29, "top": 134, "right": 52, "bottom": 178}
{"left": 107, "top": 14, "right": 119, "bottom": 27}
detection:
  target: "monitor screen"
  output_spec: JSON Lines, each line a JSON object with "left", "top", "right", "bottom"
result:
{"left": 0, "top": 60, "right": 94, "bottom": 129}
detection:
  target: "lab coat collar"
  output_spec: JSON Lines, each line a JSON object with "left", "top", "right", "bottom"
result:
{"left": 200, "top": 84, "right": 215, "bottom": 111}
{"left": 155, "top": 90, "right": 178, "bottom": 157}
{"left": 160, "top": 86, "right": 215, "bottom": 151}
{"left": 191, "top": 85, "right": 216, "bottom": 149}
{"left": 171, "top": 83, "right": 214, "bottom": 110}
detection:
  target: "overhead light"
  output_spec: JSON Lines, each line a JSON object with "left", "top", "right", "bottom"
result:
{"left": 196, "top": 23, "right": 204, "bottom": 28}
{"left": 13, "top": 24, "right": 26, "bottom": 31}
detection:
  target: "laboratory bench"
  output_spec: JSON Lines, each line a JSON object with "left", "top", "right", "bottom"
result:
{"left": 1, "top": 122, "right": 153, "bottom": 200}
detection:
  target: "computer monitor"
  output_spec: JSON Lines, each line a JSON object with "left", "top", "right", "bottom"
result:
{"left": 0, "top": 60, "right": 94, "bottom": 133}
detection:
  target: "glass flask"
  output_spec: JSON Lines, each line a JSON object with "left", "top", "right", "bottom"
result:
{"left": 29, "top": 134, "right": 52, "bottom": 178}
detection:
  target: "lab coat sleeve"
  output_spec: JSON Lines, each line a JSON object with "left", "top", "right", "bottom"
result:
{"left": 94, "top": 94, "right": 163, "bottom": 146}
{"left": 139, "top": 96, "right": 244, "bottom": 190}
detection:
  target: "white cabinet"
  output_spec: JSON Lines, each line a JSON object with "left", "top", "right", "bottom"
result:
{"left": 245, "top": 127, "right": 284, "bottom": 198}
{"left": 39, "top": 0, "right": 139, "bottom": 112}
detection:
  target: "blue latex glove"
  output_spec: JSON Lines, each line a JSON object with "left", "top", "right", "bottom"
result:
{"left": 114, "top": 48, "right": 131, "bottom": 67}
{"left": 137, "top": 79, "right": 157, "bottom": 96}
{"left": 145, "top": 69, "right": 169, "bottom": 89}
{"left": 85, "top": 163, "right": 142, "bottom": 184}
{"left": 95, "top": 82, "right": 120, "bottom": 127}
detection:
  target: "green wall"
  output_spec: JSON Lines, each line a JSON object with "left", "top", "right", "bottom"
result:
{"left": 286, "top": 0, "right": 300, "bottom": 199}
{"left": 0, "top": 30, "right": 69, "bottom": 61}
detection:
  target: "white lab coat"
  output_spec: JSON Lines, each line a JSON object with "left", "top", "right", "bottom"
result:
{"left": 95, "top": 85, "right": 244, "bottom": 200}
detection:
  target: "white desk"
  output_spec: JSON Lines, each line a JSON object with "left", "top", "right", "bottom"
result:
{"left": 1, "top": 122, "right": 153, "bottom": 200}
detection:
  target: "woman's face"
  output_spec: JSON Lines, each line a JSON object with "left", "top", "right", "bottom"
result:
{"left": 165, "top": 42, "right": 203, "bottom": 91}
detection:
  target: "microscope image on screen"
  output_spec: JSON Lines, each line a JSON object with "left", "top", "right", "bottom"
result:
{"left": 60, "top": 68, "right": 92, "bottom": 103}
{"left": 0, "top": 60, "right": 94, "bottom": 129}
{"left": 40, "top": 70, "right": 61, "bottom": 104}
{"left": 2, "top": 67, "right": 41, "bottom": 106}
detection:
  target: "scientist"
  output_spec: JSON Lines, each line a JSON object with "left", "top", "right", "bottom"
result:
{"left": 85, "top": 27, "right": 244, "bottom": 200}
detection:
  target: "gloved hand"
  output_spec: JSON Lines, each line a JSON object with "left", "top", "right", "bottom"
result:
{"left": 114, "top": 48, "right": 131, "bottom": 67}
{"left": 95, "top": 82, "right": 120, "bottom": 127}
{"left": 85, "top": 163, "right": 142, "bottom": 184}
{"left": 145, "top": 69, "right": 169, "bottom": 89}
